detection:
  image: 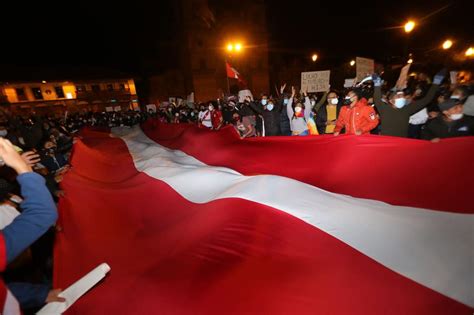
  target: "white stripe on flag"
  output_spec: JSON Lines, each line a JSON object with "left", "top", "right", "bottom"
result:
{"left": 112, "top": 126, "right": 474, "bottom": 307}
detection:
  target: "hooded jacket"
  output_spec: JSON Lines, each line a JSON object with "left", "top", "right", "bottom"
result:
{"left": 334, "top": 98, "right": 379, "bottom": 135}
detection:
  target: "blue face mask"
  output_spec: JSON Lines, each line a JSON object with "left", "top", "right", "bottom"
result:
{"left": 261, "top": 99, "right": 268, "bottom": 106}
{"left": 266, "top": 104, "right": 274, "bottom": 111}
{"left": 394, "top": 98, "right": 407, "bottom": 109}
{"left": 283, "top": 98, "right": 289, "bottom": 105}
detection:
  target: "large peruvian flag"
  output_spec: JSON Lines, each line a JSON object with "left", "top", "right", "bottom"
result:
{"left": 54, "top": 121, "right": 473, "bottom": 314}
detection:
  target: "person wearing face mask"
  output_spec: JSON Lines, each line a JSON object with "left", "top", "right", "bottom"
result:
{"left": 421, "top": 99, "right": 474, "bottom": 141}
{"left": 286, "top": 87, "right": 313, "bottom": 136}
{"left": 278, "top": 84, "right": 292, "bottom": 136}
{"left": 208, "top": 103, "right": 223, "bottom": 130}
{"left": 334, "top": 89, "right": 379, "bottom": 136}
{"left": 373, "top": 69, "right": 446, "bottom": 137}
{"left": 248, "top": 96, "right": 282, "bottom": 136}
{"left": 316, "top": 91, "right": 342, "bottom": 134}
{"left": 450, "top": 86, "right": 469, "bottom": 104}
{"left": 198, "top": 103, "right": 213, "bottom": 129}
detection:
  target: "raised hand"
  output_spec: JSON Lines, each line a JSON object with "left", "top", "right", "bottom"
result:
{"left": 0, "top": 138, "right": 32, "bottom": 174}
{"left": 280, "top": 83, "right": 287, "bottom": 94}
{"left": 372, "top": 73, "right": 383, "bottom": 87}
{"left": 291, "top": 86, "right": 296, "bottom": 98}
{"left": 21, "top": 151, "right": 41, "bottom": 167}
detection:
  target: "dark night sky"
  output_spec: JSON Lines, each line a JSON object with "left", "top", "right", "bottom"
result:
{"left": 0, "top": 0, "right": 472, "bottom": 80}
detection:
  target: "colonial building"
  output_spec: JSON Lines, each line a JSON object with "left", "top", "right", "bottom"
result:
{"left": 147, "top": 0, "right": 270, "bottom": 103}
{"left": 0, "top": 79, "right": 139, "bottom": 115}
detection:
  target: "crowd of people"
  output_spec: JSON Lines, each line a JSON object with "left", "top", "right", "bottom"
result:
{"left": 153, "top": 70, "right": 474, "bottom": 141}
{"left": 0, "top": 67, "right": 473, "bottom": 313}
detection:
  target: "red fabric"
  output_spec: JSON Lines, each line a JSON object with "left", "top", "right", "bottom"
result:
{"left": 0, "top": 233, "right": 7, "bottom": 311}
{"left": 334, "top": 98, "right": 379, "bottom": 134}
{"left": 141, "top": 121, "right": 473, "bottom": 213}
{"left": 226, "top": 62, "right": 239, "bottom": 79}
{"left": 53, "top": 125, "right": 473, "bottom": 314}
{"left": 211, "top": 110, "right": 223, "bottom": 129}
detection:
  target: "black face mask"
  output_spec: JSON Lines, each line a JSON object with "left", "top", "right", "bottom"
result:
{"left": 343, "top": 98, "right": 352, "bottom": 105}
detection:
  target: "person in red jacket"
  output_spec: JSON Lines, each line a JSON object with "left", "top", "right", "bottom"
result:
{"left": 209, "top": 104, "right": 223, "bottom": 130}
{"left": 334, "top": 89, "right": 379, "bottom": 136}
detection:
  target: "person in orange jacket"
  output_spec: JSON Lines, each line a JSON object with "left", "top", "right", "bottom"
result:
{"left": 334, "top": 89, "right": 379, "bottom": 136}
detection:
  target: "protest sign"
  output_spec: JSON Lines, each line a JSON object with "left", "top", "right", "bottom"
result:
{"left": 356, "top": 57, "right": 374, "bottom": 81}
{"left": 146, "top": 104, "right": 157, "bottom": 113}
{"left": 300, "top": 71, "right": 330, "bottom": 93}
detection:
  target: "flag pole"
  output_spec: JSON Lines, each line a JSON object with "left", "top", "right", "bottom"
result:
{"left": 225, "top": 58, "right": 230, "bottom": 96}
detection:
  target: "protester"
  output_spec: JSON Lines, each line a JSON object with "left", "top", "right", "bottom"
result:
{"left": 372, "top": 70, "right": 446, "bottom": 137}
{"left": 316, "top": 91, "right": 342, "bottom": 134}
{"left": 334, "top": 89, "right": 379, "bottom": 136}
{"left": 209, "top": 103, "right": 223, "bottom": 130}
{"left": 421, "top": 99, "right": 474, "bottom": 141}
{"left": 248, "top": 96, "right": 282, "bottom": 136}
{"left": 287, "top": 87, "right": 313, "bottom": 136}
{"left": 0, "top": 138, "right": 58, "bottom": 310}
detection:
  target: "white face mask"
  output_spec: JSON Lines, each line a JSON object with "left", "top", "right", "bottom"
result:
{"left": 450, "top": 113, "right": 463, "bottom": 120}
{"left": 266, "top": 104, "right": 274, "bottom": 111}
{"left": 0, "top": 130, "right": 7, "bottom": 137}
{"left": 450, "top": 95, "right": 460, "bottom": 100}
{"left": 310, "top": 100, "right": 316, "bottom": 106}
{"left": 330, "top": 98, "right": 338, "bottom": 105}
{"left": 394, "top": 98, "right": 407, "bottom": 108}
{"left": 295, "top": 107, "right": 302, "bottom": 113}
{"left": 261, "top": 99, "right": 268, "bottom": 106}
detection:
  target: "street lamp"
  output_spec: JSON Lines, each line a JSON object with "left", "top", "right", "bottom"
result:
{"left": 350, "top": 60, "right": 355, "bottom": 66}
{"left": 226, "top": 43, "right": 234, "bottom": 52}
{"left": 407, "top": 58, "right": 414, "bottom": 64}
{"left": 466, "top": 47, "right": 474, "bottom": 57}
{"left": 404, "top": 21, "right": 415, "bottom": 33}
{"left": 234, "top": 43, "right": 242, "bottom": 52}
{"left": 442, "top": 40, "right": 453, "bottom": 50}
{"left": 311, "top": 54, "right": 318, "bottom": 62}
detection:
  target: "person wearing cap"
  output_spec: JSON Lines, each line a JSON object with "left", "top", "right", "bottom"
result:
{"left": 421, "top": 98, "right": 474, "bottom": 141}
{"left": 372, "top": 70, "right": 446, "bottom": 137}
{"left": 334, "top": 88, "right": 379, "bottom": 136}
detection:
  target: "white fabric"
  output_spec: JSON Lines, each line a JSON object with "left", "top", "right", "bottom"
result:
{"left": 37, "top": 263, "right": 111, "bottom": 315}
{"left": 0, "top": 204, "right": 20, "bottom": 230}
{"left": 4, "top": 289, "right": 21, "bottom": 315}
{"left": 409, "top": 108, "right": 429, "bottom": 125}
{"left": 112, "top": 126, "right": 473, "bottom": 307}
{"left": 198, "top": 111, "right": 212, "bottom": 128}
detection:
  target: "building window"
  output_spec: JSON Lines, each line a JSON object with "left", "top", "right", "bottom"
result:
{"left": 76, "top": 85, "right": 86, "bottom": 93}
{"left": 31, "top": 87, "right": 43, "bottom": 100}
{"left": 107, "top": 84, "right": 114, "bottom": 91}
{"left": 55, "top": 86, "right": 65, "bottom": 98}
{"left": 91, "top": 85, "right": 101, "bottom": 92}
{"left": 15, "top": 88, "right": 27, "bottom": 101}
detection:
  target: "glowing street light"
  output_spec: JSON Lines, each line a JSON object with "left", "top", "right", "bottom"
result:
{"left": 350, "top": 60, "right": 355, "bottom": 66}
{"left": 442, "top": 40, "right": 453, "bottom": 50}
{"left": 407, "top": 58, "right": 414, "bottom": 64}
{"left": 234, "top": 43, "right": 242, "bottom": 52}
{"left": 311, "top": 54, "right": 318, "bottom": 62}
{"left": 42, "top": 80, "right": 47, "bottom": 84}
{"left": 226, "top": 43, "right": 234, "bottom": 52}
{"left": 466, "top": 47, "right": 474, "bottom": 57}
{"left": 404, "top": 21, "right": 415, "bottom": 33}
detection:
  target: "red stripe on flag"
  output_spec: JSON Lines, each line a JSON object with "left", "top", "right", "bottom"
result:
{"left": 53, "top": 129, "right": 472, "bottom": 314}
{"left": 141, "top": 121, "right": 474, "bottom": 214}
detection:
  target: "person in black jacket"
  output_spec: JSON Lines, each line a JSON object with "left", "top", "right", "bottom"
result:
{"left": 421, "top": 99, "right": 474, "bottom": 141}
{"left": 315, "top": 91, "right": 342, "bottom": 135}
{"left": 248, "top": 97, "right": 282, "bottom": 136}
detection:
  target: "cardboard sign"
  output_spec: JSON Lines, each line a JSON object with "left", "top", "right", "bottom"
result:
{"left": 238, "top": 89, "right": 254, "bottom": 103}
{"left": 146, "top": 104, "right": 157, "bottom": 113}
{"left": 356, "top": 57, "right": 374, "bottom": 81}
{"left": 300, "top": 71, "right": 330, "bottom": 93}
{"left": 105, "top": 106, "right": 113, "bottom": 112}
{"left": 396, "top": 64, "right": 411, "bottom": 90}
{"left": 344, "top": 78, "right": 356, "bottom": 88}
{"left": 114, "top": 106, "right": 122, "bottom": 112}
{"left": 450, "top": 71, "right": 458, "bottom": 85}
